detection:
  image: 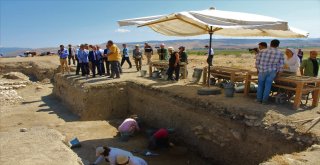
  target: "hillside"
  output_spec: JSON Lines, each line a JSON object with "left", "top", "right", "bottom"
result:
{"left": 2, "top": 38, "right": 320, "bottom": 57}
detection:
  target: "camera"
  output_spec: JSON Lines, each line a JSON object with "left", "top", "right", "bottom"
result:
{"left": 248, "top": 48, "right": 259, "bottom": 53}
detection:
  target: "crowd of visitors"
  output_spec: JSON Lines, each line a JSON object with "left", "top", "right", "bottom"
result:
{"left": 58, "top": 42, "right": 188, "bottom": 81}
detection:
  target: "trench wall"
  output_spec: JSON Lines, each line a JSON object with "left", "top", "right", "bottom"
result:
{"left": 53, "top": 75, "right": 129, "bottom": 120}
{"left": 126, "top": 83, "right": 304, "bottom": 165}
{"left": 52, "top": 76, "right": 308, "bottom": 165}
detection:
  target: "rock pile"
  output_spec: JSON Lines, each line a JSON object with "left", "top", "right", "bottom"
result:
{"left": 0, "top": 72, "right": 30, "bottom": 107}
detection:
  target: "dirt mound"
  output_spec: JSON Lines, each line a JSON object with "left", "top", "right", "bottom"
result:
{"left": 261, "top": 144, "right": 320, "bottom": 165}
{"left": 2, "top": 72, "right": 30, "bottom": 81}
{"left": 0, "top": 127, "right": 83, "bottom": 165}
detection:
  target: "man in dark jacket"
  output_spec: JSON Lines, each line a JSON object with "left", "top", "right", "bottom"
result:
{"left": 88, "top": 46, "right": 103, "bottom": 77}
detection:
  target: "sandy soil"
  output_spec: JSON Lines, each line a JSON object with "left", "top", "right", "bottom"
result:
{"left": 0, "top": 55, "right": 319, "bottom": 165}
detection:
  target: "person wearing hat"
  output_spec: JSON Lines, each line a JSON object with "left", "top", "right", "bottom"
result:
{"left": 91, "top": 146, "right": 133, "bottom": 165}
{"left": 144, "top": 43, "right": 153, "bottom": 65}
{"left": 283, "top": 48, "right": 300, "bottom": 75}
{"left": 116, "top": 155, "right": 147, "bottom": 165}
{"left": 157, "top": 43, "right": 168, "bottom": 60}
{"left": 167, "top": 47, "right": 180, "bottom": 81}
{"left": 204, "top": 45, "right": 214, "bottom": 66}
{"left": 132, "top": 45, "right": 143, "bottom": 71}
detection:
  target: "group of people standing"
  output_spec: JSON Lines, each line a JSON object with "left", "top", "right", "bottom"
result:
{"left": 58, "top": 40, "right": 121, "bottom": 78}
{"left": 58, "top": 42, "right": 188, "bottom": 81}
{"left": 255, "top": 39, "right": 319, "bottom": 104}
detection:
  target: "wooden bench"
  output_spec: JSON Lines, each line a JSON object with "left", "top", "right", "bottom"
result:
{"left": 148, "top": 60, "right": 188, "bottom": 79}
{"left": 244, "top": 72, "right": 320, "bottom": 109}
{"left": 202, "top": 66, "right": 249, "bottom": 85}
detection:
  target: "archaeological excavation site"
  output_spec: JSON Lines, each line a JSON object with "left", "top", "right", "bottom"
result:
{"left": 1, "top": 57, "right": 320, "bottom": 165}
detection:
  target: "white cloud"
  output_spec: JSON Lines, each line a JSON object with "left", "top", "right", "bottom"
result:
{"left": 115, "top": 28, "right": 131, "bottom": 33}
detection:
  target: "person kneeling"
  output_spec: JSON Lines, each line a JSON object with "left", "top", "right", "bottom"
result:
{"left": 148, "top": 128, "right": 174, "bottom": 150}
{"left": 91, "top": 146, "right": 133, "bottom": 165}
{"left": 118, "top": 118, "right": 140, "bottom": 141}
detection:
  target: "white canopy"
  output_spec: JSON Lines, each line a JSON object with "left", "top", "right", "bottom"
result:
{"left": 118, "top": 8, "right": 308, "bottom": 38}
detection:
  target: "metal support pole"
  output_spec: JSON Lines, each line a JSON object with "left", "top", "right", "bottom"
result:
{"left": 207, "top": 26, "right": 213, "bottom": 87}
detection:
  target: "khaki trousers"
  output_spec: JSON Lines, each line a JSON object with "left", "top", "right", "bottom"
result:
{"left": 60, "top": 58, "right": 69, "bottom": 74}
{"left": 145, "top": 52, "right": 152, "bottom": 65}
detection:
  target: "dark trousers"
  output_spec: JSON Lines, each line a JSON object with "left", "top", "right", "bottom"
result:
{"left": 76, "top": 59, "right": 81, "bottom": 75}
{"left": 68, "top": 55, "right": 75, "bottom": 65}
{"left": 121, "top": 57, "right": 132, "bottom": 67}
{"left": 103, "top": 59, "right": 110, "bottom": 75}
{"left": 81, "top": 62, "right": 89, "bottom": 76}
{"left": 91, "top": 60, "right": 103, "bottom": 77}
{"left": 110, "top": 61, "right": 120, "bottom": 78}
{"left": 207, "top": 55, "right": 213, "bottom": 66}
{"left": 167, "top": 65, "right": 180, "bottom": 80}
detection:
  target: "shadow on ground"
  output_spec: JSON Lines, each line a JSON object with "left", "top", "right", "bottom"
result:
{"left": 38, "top": 93, "right": 79, "bottom": 122}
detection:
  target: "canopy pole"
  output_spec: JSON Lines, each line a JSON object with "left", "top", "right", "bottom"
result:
{"left": 207, "top": 26, "right": 213, "bottom": 87}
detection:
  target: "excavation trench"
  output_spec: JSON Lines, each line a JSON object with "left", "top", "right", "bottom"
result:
{"left": 53, "top": 74, "right": 315, "bottom": 165}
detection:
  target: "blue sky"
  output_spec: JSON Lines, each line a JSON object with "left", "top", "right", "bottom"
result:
{"left": 1, "top": 0, "right": 319, "bottom": 48}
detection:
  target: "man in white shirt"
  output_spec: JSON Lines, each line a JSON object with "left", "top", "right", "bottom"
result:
{"left": 91, "top": 146, "right": 133, "bottom": 165}
{"left": 205, "top": 45, "right": 214, "bottom": 66}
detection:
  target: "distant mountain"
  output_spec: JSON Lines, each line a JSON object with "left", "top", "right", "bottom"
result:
{"left": 117, "top": 38, "right": 320, "bottom": 50}
{"left": 0, "top": 47, "right": 30, "bottom": 57}
{"left": 2, "top": 38, "right": 319, "bottom": 58}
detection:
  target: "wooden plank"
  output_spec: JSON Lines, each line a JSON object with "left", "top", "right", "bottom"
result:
{"left": 272, "top": 84, "right": 297, "bottom": 91}
{"left": 244, "top": 74, "right": 252, "bottom": 96}
{"left": 149, "top": 64, "right": 152, "bottom": 77}
{"left": 293, "top": 82, "right": 304, "bottom": 110}
{"left": 312, "top": 82, "right": 320, "bottom": 107}
{"left": 203, "top": 66, "right": 207, "bottom": 85}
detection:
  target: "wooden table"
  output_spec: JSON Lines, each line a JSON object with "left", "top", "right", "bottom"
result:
{"left": 244, "top": 72, "right": 320, "bottom": 109}
{"left": 148, "top": 60, "right": 187, "bottom": 79}
{"left": 202, "top": 66, "right": 249, "bottom": 85}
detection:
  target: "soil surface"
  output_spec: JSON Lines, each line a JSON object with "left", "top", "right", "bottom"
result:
{"left": 0, "top": 55, "right": 319, "bottom": 165}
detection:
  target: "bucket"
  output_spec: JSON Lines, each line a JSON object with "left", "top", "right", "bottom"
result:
{"left": 160, "top": 70, "right": 168, "bottom": 80}
{"left": 192, "top": 68, "right": 203, "bottom": 83}
{"left": 209, "top": 78, "right": 216, "bottom": 85}
{"left": 152, "top": 71, "right": 160, "bottom": 78}
{"left": 69, "top": 137, "right": 81, "bottom": 148}
{"left": 140, "top": 70, "right": 147, "bottom": 77}
{"left": 224, "top": 87, "right": 235, "bottom": 97}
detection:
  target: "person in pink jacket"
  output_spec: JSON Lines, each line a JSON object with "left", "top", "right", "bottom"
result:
{"left": 118, "top": 118, "right": 140, "bottom": 140}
